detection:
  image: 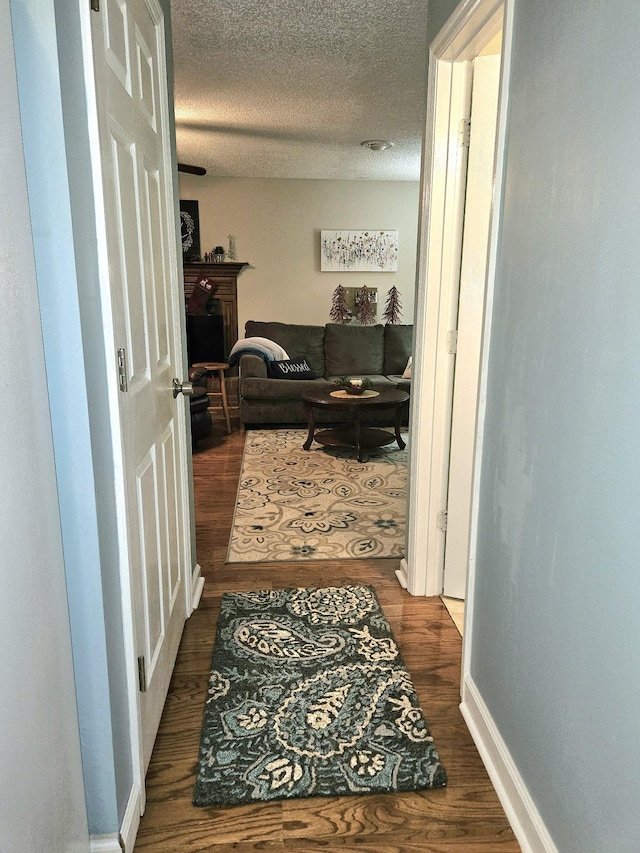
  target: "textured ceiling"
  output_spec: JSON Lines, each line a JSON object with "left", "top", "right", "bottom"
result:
{"left": 170, "top": 0, "right": 429, "bottom": 181}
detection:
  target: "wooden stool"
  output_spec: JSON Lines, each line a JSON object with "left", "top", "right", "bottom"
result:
{"left": 191, "top": 362, "right": 232, "bottom": 434}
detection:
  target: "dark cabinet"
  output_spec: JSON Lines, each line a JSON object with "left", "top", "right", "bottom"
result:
{"left": 182, "top": 262, "right": 248, "bottom": 361}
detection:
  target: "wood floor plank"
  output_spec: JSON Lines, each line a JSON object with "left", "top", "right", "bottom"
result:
{"left": 134, "top": 426, "right": 520, "bottom": 851}
{"left": 133, "top": 798, "right": 284, "bottom": 850}
{"left": 281, "top": 787, "right": 514, "bottom": 838}
{"left": 279, "top": 836, "right": 519, "bottom": 852}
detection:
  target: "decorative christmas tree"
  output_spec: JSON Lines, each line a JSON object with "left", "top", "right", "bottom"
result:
{"left": 329, "top": 284, "right": 352, "bottom": 324}
{"left": 382, "top": 285, "right": 403, "bottom": 324}
{"left": 356, "top": 285, "right": 376, "bottom": 325}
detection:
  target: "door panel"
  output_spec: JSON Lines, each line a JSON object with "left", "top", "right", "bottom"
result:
{"left": 92, "top": 0, "right": 191, "bottom": 775}
{"left": 136, "top": 453, "right": 164, "bottom": 669}
{"left": 161, "top": 426, "right": 182, "bottom": 606}
{"left": 110, "top": 125, "right": 149, "bottom": 380}
{"left": 104, "top": 0, "right": 130, "bottom": 88}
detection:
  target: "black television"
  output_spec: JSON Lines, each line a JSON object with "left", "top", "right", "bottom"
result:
{"left": 186, "top": 314, "right": 225, "bottom": 365}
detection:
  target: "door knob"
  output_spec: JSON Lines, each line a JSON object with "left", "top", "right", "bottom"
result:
{"left": 172, "top": 378, "right": 194, "bottom": 398}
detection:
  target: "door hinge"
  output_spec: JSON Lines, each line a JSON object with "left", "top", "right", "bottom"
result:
{"left": 137, "top": 656, "right": 147, "bottom": 693}
{"left": 117, "top": 347, "right": 128, "bottom": 393}
{"left": 447, "top": 329, "right": 458, "bottom": 354}
{"left": 437, "top": 510, "right": 448, "bottom": 532}
{"left": 90, "top": 0, "right": 99, "bottom": 10}
{"left": 459, "top": 118, "right": 471, "bottom": 147}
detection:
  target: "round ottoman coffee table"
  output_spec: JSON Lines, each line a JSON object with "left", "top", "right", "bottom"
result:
{"left": 302, "top": 387, "right": 409, "bottom": 463}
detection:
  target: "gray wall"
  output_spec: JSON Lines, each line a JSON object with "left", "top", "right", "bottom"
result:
{"left": 465, "top": 0, "right": 640, "bottom": 850}
{"left": 0, "top": 3, "right": 89, "bottom": 850}
{"left": 9, "top": 0, "right": 186, "bottom": 836}
{"left": 426, "top": 0, "right": 461, "bottom": 44}
{"left": 11, "top": 0, "right": 128, "bottom": 832}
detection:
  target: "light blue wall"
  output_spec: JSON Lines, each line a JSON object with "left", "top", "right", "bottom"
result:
{"left": 11, "top": 0, "right": 187, "bottom": 835}
{"left": 1, "top": 2, "right": 89, "bottom": 848}
{"left": 11, "top": 0, "right": 123, "bottom": 832}
{"left": 469, "top": 0, "right": 640, "bottom": 850}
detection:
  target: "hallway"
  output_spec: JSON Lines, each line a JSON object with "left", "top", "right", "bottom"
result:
{"left": 134, "top": 426, "right": 519, "bottom": 851}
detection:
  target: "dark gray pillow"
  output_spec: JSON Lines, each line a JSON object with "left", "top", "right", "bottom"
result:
{"left": 384, "top": 324, "right": 413, "bottom": 375}
{"left": 324, "top": 323, "right": 385, "bottom": 376}
{"left": 269, "top": 357, "right": 316, "bottom": 380}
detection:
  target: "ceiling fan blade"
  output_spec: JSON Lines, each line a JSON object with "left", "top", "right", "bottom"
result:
{"left": 177, "top": 163, "right": 206, "bottom": 176}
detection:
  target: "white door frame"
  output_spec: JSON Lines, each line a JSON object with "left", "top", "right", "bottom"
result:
{"left": 401, "top": 0, "right": 513, "bottom": 645}
{"left": 443, "top": 51, "right": 502, "bottom": 600}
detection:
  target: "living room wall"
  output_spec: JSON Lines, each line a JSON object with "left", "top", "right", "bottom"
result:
{"left": 178, "top": 175, "right": 420, "bottom": 335}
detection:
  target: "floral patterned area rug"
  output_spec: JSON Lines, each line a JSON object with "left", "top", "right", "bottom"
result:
{"left": 226, "top": 429, "right": 407, "bottom": 562}
{"left": 193, "top": 585, "right": 447, "bottom": 807}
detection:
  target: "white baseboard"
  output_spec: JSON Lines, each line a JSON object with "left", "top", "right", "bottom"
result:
{"left": 460, "top": 676, "right": 558, "bottom": 853}
{"left": 118, "top": 782, "right": 141, "bottom": 853}
{"left": 395, "top": 559, "right": 409, "bottom": 589}
{"left": 190, "top": 563, "right": 205, "bottom": 613}
{"left": 90, "top": 802, "right": 139, "bottom": 852}
{"left": 90, "top": 835, "right": 121, "bottom": 852}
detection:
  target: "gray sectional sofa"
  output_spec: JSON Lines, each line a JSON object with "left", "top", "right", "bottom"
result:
{"left": 238, "top": 320, "right": 413, "bottom": 426}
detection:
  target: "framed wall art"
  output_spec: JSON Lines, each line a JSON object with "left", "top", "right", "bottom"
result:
{"left": 320, "top": 229, "right": 398, "bottom": 272}
{"left": 180, "top": 199, "right": 201, "bottom": 260}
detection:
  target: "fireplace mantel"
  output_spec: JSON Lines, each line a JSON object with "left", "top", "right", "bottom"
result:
{"left": 182, "top": 261, "right": 249, "bottom": 360}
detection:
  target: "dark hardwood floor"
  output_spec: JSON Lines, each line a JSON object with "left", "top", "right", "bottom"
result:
{"left": 134, "top": 425, "right": 520, "bottom": 852}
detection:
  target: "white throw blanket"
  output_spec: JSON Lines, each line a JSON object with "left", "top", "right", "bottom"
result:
{"left": 227, "top": 336, "right": 290, "bottom": 368}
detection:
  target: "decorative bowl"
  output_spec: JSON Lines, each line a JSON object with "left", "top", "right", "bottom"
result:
{"left": 335, "top": 377, "right": 371, "bottom": 395}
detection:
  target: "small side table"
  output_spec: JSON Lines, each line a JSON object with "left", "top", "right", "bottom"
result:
{"left": 191, "top": 362, "right": 232, "bottom": 434}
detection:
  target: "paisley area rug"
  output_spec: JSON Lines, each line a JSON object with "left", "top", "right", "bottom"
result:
{"left": 227, "top": 429, "right": 407, "bottom": 562}
{"left": 193, "top": 585, "right": 447, "bottom": 807}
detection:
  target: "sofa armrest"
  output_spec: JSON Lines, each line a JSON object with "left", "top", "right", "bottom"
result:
{"left": 239, "top": 353, "right": 268, "bottom": 382}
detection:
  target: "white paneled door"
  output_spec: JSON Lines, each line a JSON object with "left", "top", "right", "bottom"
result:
{"left": 90, "top": 0, "right": 191, "bottom": 776}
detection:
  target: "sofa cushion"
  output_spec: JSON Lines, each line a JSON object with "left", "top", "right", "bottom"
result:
{"left": 269, "top": 357, "right": 316, "bottom": 380}
{"left": 324, "top": 323, "right": 385, "bottom": 376}
{"left": 245, "top": 321, "right": 325, "bottom": 376}
{"left": 384, "top": 324, "right": 413, "bottom": 375}
{"left": 242, "top": 376, "right": 333, "bottom": 400}
{"left": 386, "top": 375, "right": 412, "bottom": 392}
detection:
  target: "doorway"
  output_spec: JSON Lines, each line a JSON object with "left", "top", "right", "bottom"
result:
{"left": 402, "top": 0, "right": 513, "bottom": 646}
